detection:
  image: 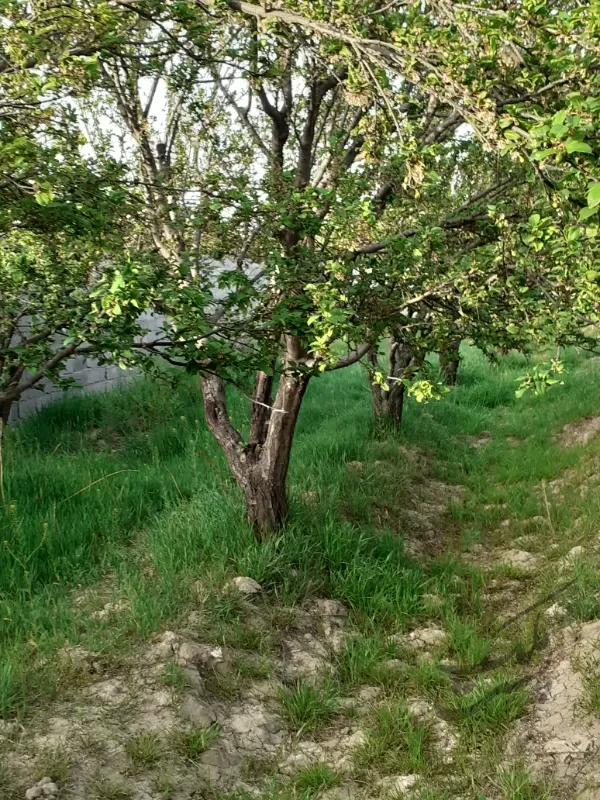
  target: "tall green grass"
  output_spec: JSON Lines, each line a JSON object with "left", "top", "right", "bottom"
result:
{"left": 1, "top": 344, "right": 600, "bottom": 716}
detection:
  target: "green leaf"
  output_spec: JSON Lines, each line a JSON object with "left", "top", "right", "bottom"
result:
{"left": 587, "top": 183, "right": 600, "bottom": 208}
{"left": 579, "top": 205, "right": 600, "bottom": 221}
{"left": 565, "top": 139, "right": 593, "bottom": 155}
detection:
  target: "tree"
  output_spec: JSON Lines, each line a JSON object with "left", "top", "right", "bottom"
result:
{"left": 4, "top": 0, "right": 600, "bottom": 533}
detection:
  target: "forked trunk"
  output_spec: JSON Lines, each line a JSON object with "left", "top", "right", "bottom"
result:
{"left": 440, "top": 339, "right": 461, "bottom": 386}
{"left": 200, "top": 368, "right": 308, "bottom": 538}
{"left": 368, "top": 339, "right": 413, "bottom": 429}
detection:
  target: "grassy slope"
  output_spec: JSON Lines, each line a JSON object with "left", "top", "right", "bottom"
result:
{"left": 3, "top": 346, "right": 600, "bottom": 794}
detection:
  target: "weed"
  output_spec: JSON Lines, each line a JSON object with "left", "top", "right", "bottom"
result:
{"left": 496, "top": 764, "right": 553, "bottom": 800}
{"left": 446, "top": 615, "right": 491, "bottom": 667}
{"left": 278, "top": 680, "right": 339, "bottom": 735}
{"left": 335, "top": 634, "right": 397, "bottom": 688}
{"left": 155, "top": 773, "right": 175, "bottom": 799}
{"left": 404, "top": 662, "right": 453, "bottom": 697}
{"left": 125, "top": 731, "right": 163, "bottom": 768}
{"left": 233, "top": 655, "right": 272, "bottom": 681}
{"left": 162, "top": 660, "right": 188, "bottom": 692}
{"left": 582, "top": 664, "right": 600, "bottom": 717}
{"left": 354, "top": 700, "right": 430, "bottom": 775}
{"left": 293, "top": 763, "right": 341, "bottom": 793}
{"left": 172, "top": 724, "right": 219, "bottom": 760}
{"left": 242, "top": 755, "right": 278, "bottom": 780}
{"left": 35, "top": 744, "right": 72, "bottom": 782}
{"left": 451, "top": 675, "right": 529, "bottom": 736}
{"left": 93, "top": 778, "right": 132, "bottom": 800}
{"left": 566, "top": 560, "right": 600, "bottom": 621}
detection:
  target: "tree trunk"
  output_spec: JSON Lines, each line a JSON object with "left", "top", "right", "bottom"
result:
{"left": 368, "top": 339, "right": 413, "bottom": 429}
{"left": 0, "top": 399, "right": 11, "bottom": 427}
{"left": 440, "top": 339, "right": 461, "bottom": 386}
{"left": 200, "top": 353, "right": 308, "bottom": 537}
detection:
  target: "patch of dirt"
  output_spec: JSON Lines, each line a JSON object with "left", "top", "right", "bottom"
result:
{"left": 510, "top": 621, "right": 600, "bottom": 798}
{"left": 0, "top": 591, "right": 459, "bottom": 800}
{"left": 400, "top": 479, "right": 465, "bottom": 558}
{"left": 555, "top": 417, "right": 600, "bottom": 448}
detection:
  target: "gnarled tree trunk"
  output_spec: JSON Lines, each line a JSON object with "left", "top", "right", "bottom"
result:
{"left": 200, "top": 338, "right": 309, "bottom": 537}
{"left": 439, "top": 338, "right": 461, "bottom": 386}
{"left": 368, "top": 338, "right": 414, "bottom": 429}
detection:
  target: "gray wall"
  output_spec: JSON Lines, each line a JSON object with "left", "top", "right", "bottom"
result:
{"left": 8, "top": 310, "right": 165, "bottom": 425}
{"left": 8, "top": 258, "right": 260, "bottom": 424}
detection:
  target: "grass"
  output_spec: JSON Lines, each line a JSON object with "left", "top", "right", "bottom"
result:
{"left": 293, "top": 763, "right": 342, "bottom": 793}
{"left": 278, "top": 680, "right": 340, "bottom": 735}
{"left": 354, "top": 700, "right": 430, "bottom": 775}
{"left": 449, "top": 675, "right": 530, "bottom": 737}
{"left": 172, "top": 724, "right": 219, "bottom": 760}
{"left": 34, "top": 743, "right": 73, "bottom": 782}
{"left": 124, "top": 731, "right": 163, "bottom": 768}
{"left": 445, "top": 615, "right": 491, "bottom": 668}
{"left": 495, "top": 764, "right": 554, "bottom": 800}
{"left": 3, "top": 345, "right": 600, "bottom": 794}
{"left": 93, "top": 779, "right": 132, "bottom": 800}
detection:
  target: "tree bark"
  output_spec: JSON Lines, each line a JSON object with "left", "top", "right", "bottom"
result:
{"left": 439, "top": 339, "right": 461, "bottom": 386}
{"left": 200, "top": 360, "right": 308, "bottom": 537}
{"left": 0, "top": 399, "right": 11, "bottom": 427}
{"left": 368, "top": 339, "right": 413, "bottom": 429}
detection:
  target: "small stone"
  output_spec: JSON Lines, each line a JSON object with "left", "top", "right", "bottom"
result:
{"left": 375, "top": 774, "right": 418, "bottom": 795}
{"left": 26, "top": 789, "right": 43, "bottom": 800}
{"left": 545, "top": 603, "right": 567, "bottom": 620}
{"left": 180, "top": 695, "right": 218, "bottom": 727}
{"left": 314, "top": 598, "right": 348, "bottom": 618}
{"left": 407, "top": 699, "right": 434, "bottom": 722}
{"left": 38, "top": 779, "right": 54, "bottom": 787}
{"left": 42, "top": 784, "right": 59, "bottom": 797}
{"left": 231, "top": 576, "right": 262, "bottom": 596}
{"left": 406, "top": 626, "right": 447, "bottom": 649}
{"left": 561, "top": 545, "right": 585, "bottom": 567}
{"left": 150, "top": 630, "right": 179, "bottom": 661}
{"left": 347, "top": 461, "right": 363, "bottom": 471}
{"left": 499, "top": 549, "right": 538, "bottom": 571}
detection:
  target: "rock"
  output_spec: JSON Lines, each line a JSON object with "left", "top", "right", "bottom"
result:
{"left": 181, "top": 666, "right": 204, "bottom": 690}
{"left": 357, "top": 685, "right": 381, "bottom": 703}
{"left": 560, "top": 545, "right": 585, "bottom": 569}
{"left": 87, "top": 677, "right": 126, "bottom": 704}
{"left": 314, "top": 598, "right": 348, "bottom": 618}
{"left": 407, "top": 699, "right": 434, "bottom": 723}
{"left": 149, "top": 630, "right": 180, "bottom": 661}
{"left": 314, "top": 599, "right": 348, "bottom": 652}
{"left": 347, "top": 461, "right": 363, "bottom": 471}
{"left": 26, "top": 781, "right": 59, "bottom": 800}
{"left": 176, "top": 641, "right": 223, "bottom": 668}
{"left": 499, "top": 549, "right": 538, "bottom": 571}
{"left": 375, "top": 774, "right": 418, "bottom": 795}
{"left": 545, "top": 603, "right": 567, "bottom": 620}
{"left": 180, "top": 695, "right": 218, "bottom": 727}
{"left": 405, "top": 626, "right": 447, "bottom": 649}
{"left": 231, "top": 576, "right": 262, "bottom": 596}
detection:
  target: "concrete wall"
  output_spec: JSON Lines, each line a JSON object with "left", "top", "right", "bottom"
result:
{"left": 8, "top": 310, "right": 166, "bottom": 425}
{"left": 7, "top": 259, "right": 261, "bottom": 425}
